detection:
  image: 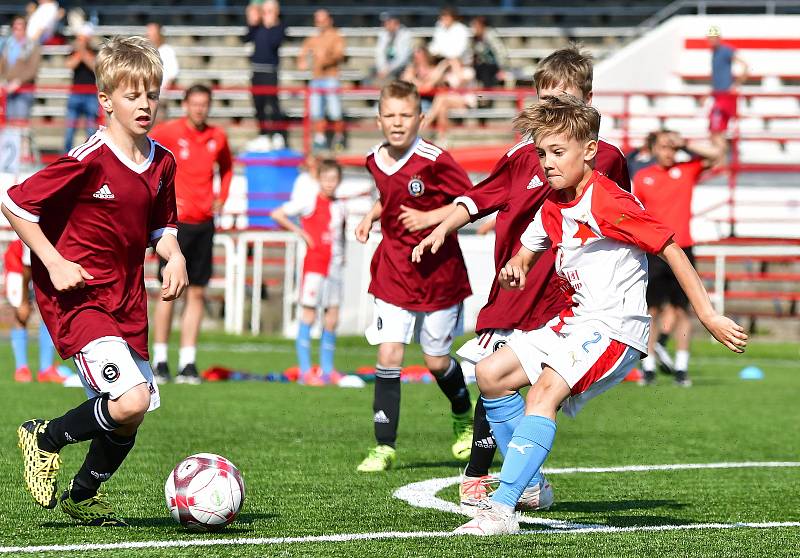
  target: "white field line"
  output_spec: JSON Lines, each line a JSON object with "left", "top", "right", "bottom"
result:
{"left": 2, "top": 522, "right": 800, "bottom": 554}
{"left": 3, "top": 461, "right": 799, "bottom": 554}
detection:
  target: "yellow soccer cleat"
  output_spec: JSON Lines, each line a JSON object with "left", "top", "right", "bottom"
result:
{"left": 451, "top": 409, "right": 474, "bottom": 461}
{"left": 60, "top": 480, "right": 128, "bottom": 527}
{"left": 17, "top": 419, "right": 61, "bottom": 509}
{"left": 356, "top": 445, "right": 397, "bottom": 472}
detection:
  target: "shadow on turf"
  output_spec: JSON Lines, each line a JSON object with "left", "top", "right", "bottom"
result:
{"left": 40, "top": 512, "right": 277, "bottom": 532}
{"left": 550, "top": 499, "right": 686, "bottom": 514}
{"left": 396, "top": 460, "right": 470, "bottom": 470}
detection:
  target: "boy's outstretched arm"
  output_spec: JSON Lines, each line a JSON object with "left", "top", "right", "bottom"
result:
{"left": 154, "top": 233, "right": 187, "bottom": 302}
{"left": 411, "top": 204, "right": 471, "bottom": 262}
{"left": 659, "top": 240, "right": 748, "bottom": 353}
{"left": 355, "top": 199, "right": 383, "bottom": 244}
{"left": 498, "top": 246, "right": 541, "bottom": 291}
{"left": 270, "top": 207, "right": 314, "bottom": 248}
{"left": 1, "top": 204, "right": 93, "bottom": 291}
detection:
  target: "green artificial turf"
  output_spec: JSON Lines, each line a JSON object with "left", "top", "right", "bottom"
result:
{"left": 0, "top": 332, "right": 797, "bottom": 557}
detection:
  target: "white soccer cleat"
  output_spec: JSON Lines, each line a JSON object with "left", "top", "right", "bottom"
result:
{"left": 517, "top": 476, "right": 554, "bottom": 511}
{"left": 453, "top": 500, "right": 519, "bottom": 536}
{"left": 459, "top": 472, "right": 498, "bottom": 512}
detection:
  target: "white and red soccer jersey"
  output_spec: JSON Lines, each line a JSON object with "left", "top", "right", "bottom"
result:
{"left": 520, "top": 171, "right": 673, "bottom": 353}
{"left": 3, "top": 238, "right": 29, "bottom": 274}
{"left": 2, "top": 130, "right": 178, "bottom": 359}
{"left": 366, "top": 137, "right": 472, "bottom": 311}
{"left": 454, "top": 139, "right": 630, "bottom": 332}
{"left": 280, "top": 177, "right": 346, "bottom": 277}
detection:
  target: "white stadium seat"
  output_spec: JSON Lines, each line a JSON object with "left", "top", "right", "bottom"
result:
{"left": 748, "top": 96, "right": 800, "bottom": 116}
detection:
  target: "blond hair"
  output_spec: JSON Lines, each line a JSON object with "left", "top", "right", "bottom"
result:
{"left": 533, "top": 45, "right": 593, "bottom": 99}
{"left": 513, "top": 94, "right": 600, "bottom": 144}
{"left": 379, "top": 80, "right": 421, "bottom": 114}
{"left": 95, "top": 36, "right": 163, "bottom": 94}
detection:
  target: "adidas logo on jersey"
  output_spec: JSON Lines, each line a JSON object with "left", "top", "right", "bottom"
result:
{"left": 373, "top": 410, "right": 390, "bottom": 424}
{"left": 93, "top": 184, "right": 115, "bottom": 199}
{"left": 527, "top": 175, "right": 544, "bottom": 189}
{"left": 474, "top": 437, "right": 496, "bottom": 449}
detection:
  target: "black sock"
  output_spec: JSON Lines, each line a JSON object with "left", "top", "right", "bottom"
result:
{"left": 464, "top": 397, "right": 497, "bottom": 477}
{"left": 657, "top": 333, "right": 670, "bottom": 346}
{"left": 38, "top": 396, "right": 121, "bottom": 453}
{"left": 373, "top": 366, "right": 401, "bottom": 448}
{"left": 434, "top": 358, "right": 471, "bottom": 415}
{"left": 71, "top": 431, "right": 136, "bottom": 501}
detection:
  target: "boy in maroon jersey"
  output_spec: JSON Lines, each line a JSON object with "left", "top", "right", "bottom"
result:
{"left": 413, "top": 46, "right": 630, "bottom": 511}
{"left": 354, "top": 80, "right": 474, "bottom": 472}
{"left": 2, "top": 36, "right": 187, "bottom": 525}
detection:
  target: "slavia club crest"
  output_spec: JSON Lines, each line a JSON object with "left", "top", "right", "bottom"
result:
{"left": 407, "top": 175, "right": 425, "bottom": 197}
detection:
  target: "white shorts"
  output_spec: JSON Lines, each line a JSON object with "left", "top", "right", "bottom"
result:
{"left": 72, "top": 336, "right": 160, "bottom": 411}
{"left": 299, "top": 269, "right": 342, "bottom": 309}
{"left": 456, "top": 328, "right": 516, "bottom": 365}
{"left": 4, "top": 271, "right": 24, "bottom": 308}
{"left": 365, "top": 298, "right": 464, "bottom": 357}
{"left": 507, "top": 320, "right": 642, "bottom": 417}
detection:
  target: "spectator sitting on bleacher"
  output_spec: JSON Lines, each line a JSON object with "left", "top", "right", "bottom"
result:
{"left": 371, "top": 12, "right": 412, "bottom": 85}
{"left": 244, "top": 0, "right": 287, "bottom": 149}
{"left": 146, "top": 21, "right": 180, "bottom": 100}
{"left": 428, "top": 6, "right": 469, "bottom": 63}
{"left": 401, "top": 46, "right": 446, "bottom": 113}
{"left": 425, "top": 58, "right": 477, "bottom": 147}
{"left": 26, "top": 0, "right": 62, "bottom": 45}
{"left": 0, "top": 15, "right": 40, "bottom": 127}
{"left": 297, "top": 9, "right": 346, "bottom": 152}
{"left": 470, "top": 16, "right": 508, "bottom": 89}
{"left": 63, "top": 24, "right": 97, "bottom": 152}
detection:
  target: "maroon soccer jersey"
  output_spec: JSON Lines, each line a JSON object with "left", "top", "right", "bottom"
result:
{"left": 2, "top": 131, "right": 178, "bottom": 359}
{"left": 455, "top": 139, "right": 629, "bottom": 332}
{"left": 366, "top": 138, "right": 472, "bottom": 311}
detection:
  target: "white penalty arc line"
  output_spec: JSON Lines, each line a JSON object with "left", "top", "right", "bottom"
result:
{"left": 2, "top": 522, "right": 800, "bottom": 554}
{"left": 3, "top": 461, "right": 799, "bottom": 554}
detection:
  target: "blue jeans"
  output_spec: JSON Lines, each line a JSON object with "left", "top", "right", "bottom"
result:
{"left": 64, "top": 93, "right": 98, "bottom": 152}
{"left": 309, "top": 78, "right": 342, "bottom": 122}
{"left": 5, "top": 92, "right": 33, "bottom": 123}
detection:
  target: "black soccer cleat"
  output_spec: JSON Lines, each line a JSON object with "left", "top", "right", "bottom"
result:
{"left": 154, "top": 362, "right": 171, "bottom": 385}
{"left": 175, "top": 363, "right": 201, "bottom": 385}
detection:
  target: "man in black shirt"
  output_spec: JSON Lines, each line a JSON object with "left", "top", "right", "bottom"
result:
{"left": 244, "top": 0, "right": 287, "bottom": 146}
{"left": 63, "top": 24, "right": 97, "bottom": 152}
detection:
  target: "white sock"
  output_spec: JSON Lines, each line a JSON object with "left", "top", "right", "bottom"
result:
{"left": 675, "top": 350, "right": 690, "bottom": 372}
{"left": 153, "top": 343, "right": 168, "bottom": 365}
{"left": 642, "top": 354, "right": 656, "bottom": 373}
{"left": 179, "top": 346, "right": 196, "bottom": 370}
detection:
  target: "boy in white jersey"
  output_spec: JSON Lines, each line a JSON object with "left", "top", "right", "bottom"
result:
{"left": 446, "top": 95, "right": 747, "bottom": 535}
{"left": 271, "top": 159, "right": 346, "bottom": 385}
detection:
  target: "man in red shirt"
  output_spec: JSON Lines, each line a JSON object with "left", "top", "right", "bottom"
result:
{"left": 3, "top": 36, "right": 186, "bottom": 525}
{"left": 633, "top": 130, "right": 719, "bottom": 387}
{"left": 149, "top": 84, "right": 233, "bottom": 384}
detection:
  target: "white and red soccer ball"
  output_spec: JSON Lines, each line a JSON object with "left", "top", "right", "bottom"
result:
{"left": 165, "top": 453, "right": 245, "bottom": 532}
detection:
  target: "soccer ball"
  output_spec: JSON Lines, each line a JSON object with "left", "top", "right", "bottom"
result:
{"left": 164, "top": 453, "right": 245, "bottom": 532}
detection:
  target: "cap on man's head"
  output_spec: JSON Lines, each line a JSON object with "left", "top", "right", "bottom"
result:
{"left": 706, "top": 25, "right": 721, "bottom": 37}
{"left": 380, "top": 11, "right": 396, "bottom": 23}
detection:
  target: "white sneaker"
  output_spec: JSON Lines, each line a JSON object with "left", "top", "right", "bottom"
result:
{"left": 459, "top": 473, "right": 498, "bottom": 512}
{"left": 517, "top": 476, "right": 554, "bottom": 511}
{"left": 453, "top": 500, "right": 519, "bottom": 536}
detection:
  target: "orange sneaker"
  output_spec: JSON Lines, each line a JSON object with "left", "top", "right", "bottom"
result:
{"left": 37, "top": 366, "right": 65, "bottom": 384}
{"left": 299, "top": 370, "right": 326, "bottom": 386}
{"left": 14, "top": 366, "right": 32, "bottom": 383}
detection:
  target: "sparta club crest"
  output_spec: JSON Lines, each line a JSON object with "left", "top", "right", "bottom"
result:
{"left": 407, "top": 176, "right": 425, "bottom": 197}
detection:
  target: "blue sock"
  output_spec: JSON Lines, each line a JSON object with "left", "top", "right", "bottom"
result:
{"left": 296, "top": 322, "right": 312, "bottom": 373}
{"left": 320, "top": 329, "right": 336, "bottom": 375}
{"left": 491, "top": 415, "right": 556, "bottom": 508}
{"left": 11, "top": 327, "right": 27, "bottom": 369}
{"left": 38, "top": 322, "right": 55, "bottom": 372}
{"left": 482, "top": 393, "right": 525, "bottom": 458}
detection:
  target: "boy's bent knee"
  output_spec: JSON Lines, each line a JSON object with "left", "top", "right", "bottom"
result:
{"left": 108, "top": 384, "right": 151, "bottom": 424}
